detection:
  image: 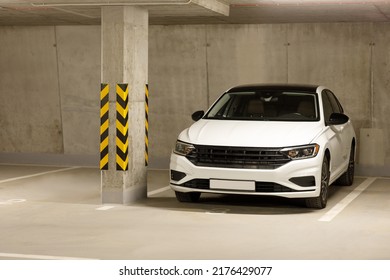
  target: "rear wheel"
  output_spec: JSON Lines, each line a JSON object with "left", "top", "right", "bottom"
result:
{"left": 305, "top": 156, "right": 329, "bottom": 209}
{"left": 336, "top": 144, "right": 355, "bottom": 186}
{"left": 175, "top": 191, "right": 201, "bottom": 203}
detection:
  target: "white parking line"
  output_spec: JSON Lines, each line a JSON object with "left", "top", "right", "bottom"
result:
{"left": 0, "top": 252, "right": 96, "bottom": 260}
{"left": 318, "top": 177, "right": 377, "bottom": 222}
{"left": 147, "top": 186, "right": 171, "bottom": 196}
{"left": 96, "top": 206, "right": 115, "bottom": 211}
{"left": 0, "top": 199, "right": 26, "bottom": 206}
{"left": 206, "top": 208, "right": 230, "bottom": 215}
{"left": 0, "top": 167, "right": 79, "bottom": 184}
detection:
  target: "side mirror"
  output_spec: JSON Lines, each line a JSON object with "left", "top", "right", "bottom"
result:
{"left": 328, "top": 113, "right": 349, "bottom": 126}
{"left": 191, "top": 110, "right": 204, "bottom": 122}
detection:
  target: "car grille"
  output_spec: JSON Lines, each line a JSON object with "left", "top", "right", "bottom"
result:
{"left": 186, "top": 145, "right": 291, "bottom": 169}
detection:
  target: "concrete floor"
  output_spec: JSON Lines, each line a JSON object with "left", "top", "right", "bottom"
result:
{"left": 0, "top": 164, "right": 389, "bottom": 260}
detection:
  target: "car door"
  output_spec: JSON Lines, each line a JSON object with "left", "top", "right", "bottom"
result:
{"left": 321, "top": 90, "right": 349, "bottom": 180}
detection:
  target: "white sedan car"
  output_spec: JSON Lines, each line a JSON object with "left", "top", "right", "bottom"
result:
{"left": 170, "top": 84, "right": 356, "bottom": 209}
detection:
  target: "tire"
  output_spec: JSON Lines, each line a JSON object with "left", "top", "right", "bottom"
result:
{"left": 335, "top": 144, "right": 355, "bottom": 186}
{"left": 175, "top": 191, "right": 201, "bottom": 203}
{"left": 305, "top": 156, "right": 330, "bottom": 209}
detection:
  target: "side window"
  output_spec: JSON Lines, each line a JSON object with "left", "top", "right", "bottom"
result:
{"left": 321, "top": 90, "right": 333, "bottom": 123}
{"left": 326, "top": 90, "right": 344, "bottom": 114}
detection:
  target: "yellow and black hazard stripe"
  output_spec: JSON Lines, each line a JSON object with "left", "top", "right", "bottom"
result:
{"left": 145, "top": 84, "right": 149, "bottom": 166}
{"left": 100, "top": 83, "right": 109, "bottom": 170}
{"left": 116, "top": 84, "right": 129, "bottom": 171}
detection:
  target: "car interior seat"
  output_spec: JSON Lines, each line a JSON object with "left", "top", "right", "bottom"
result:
{"left": 297, "top": 100, "right": 316, "bottom": 119}
{"left": 246, "top": 99, "right": 264, "bottom": 118}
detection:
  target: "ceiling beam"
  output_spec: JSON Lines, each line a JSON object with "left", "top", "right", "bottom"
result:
{"left": 0, "top": 0, "right": 229, "bottom": 16}
{"left": 192, "top": 0, "right": 229, "bottom": 16}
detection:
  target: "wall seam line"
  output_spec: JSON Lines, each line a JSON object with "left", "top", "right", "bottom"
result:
{"left": 205, "top": 25, "right": 210, "bottom": 108}
{"left": 53, "top": 26, "right": 65, "bottom": 154}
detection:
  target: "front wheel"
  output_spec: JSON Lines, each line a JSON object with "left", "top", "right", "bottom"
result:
{"left": 336, "top": 144, "right": 355, "bottom": 186}
{"left": 305, "top": 156, "right": 329, "bottom": 209}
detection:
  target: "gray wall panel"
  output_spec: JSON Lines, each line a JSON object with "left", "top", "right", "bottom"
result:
{"left": 373, "top": 23, "right": 390, "bottom": 166}
{"left": 0, "top": 26, "right": 63, "bottom": 153}
{"left": 148, "top": 25, "right": 208, "bottom": 167}
{"left": 55, "top": 26, "right": 101, "bottom": 156}
{"left": 206, "top": 24, "right": 288, "bottom": 104}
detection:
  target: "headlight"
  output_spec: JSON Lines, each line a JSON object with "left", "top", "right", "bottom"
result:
{"left": 174, "top": 140, "right": 196, "bottom": 156}
{"left": 281, "top": 144, "right": 320, "bottom": 160}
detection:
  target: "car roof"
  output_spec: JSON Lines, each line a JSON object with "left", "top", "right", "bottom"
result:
{"left": 226, "top": 84, "right": 320, "bottom": 93}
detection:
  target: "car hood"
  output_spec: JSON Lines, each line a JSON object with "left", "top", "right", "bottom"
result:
{"left": 178, "top": 119, "right": 324, "bottom": 147}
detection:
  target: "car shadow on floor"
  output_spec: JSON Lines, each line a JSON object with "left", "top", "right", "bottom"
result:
{"left": 142, "top": 179, "right": 361, "bottom": 215}
{"left": 141, "top": 194, "right": 315, "bottom": 215}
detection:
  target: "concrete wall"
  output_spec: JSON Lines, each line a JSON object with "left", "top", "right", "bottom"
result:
{"left": 0, "top": 25, "right": 100, "bottom": 165}
{"left": 148, "top": 25, "right": 209, "bottom": 166}
{"left": 0, "top": 26, "right": 63, "bottom": 154}
{"left": 56, "top": 26, "right": 101, "bottom": 156}
{"left": 372, "top": 23, "right": 390, "bottom": 169}
{"left": 0, "top": 23, "right": 389, "bottom": 175}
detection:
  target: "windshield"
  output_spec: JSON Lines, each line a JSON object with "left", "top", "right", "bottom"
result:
{"left": 204, "top": 90, "right": 319, "bottom": 121}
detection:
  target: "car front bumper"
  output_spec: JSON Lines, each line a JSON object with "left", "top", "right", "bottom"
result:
{"left": 170, "top": 152, "right": 323, "bottom": 199}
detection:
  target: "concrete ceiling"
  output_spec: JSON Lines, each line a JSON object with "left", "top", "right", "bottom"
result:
{"left": 0, "top": 0, "right": 389, "bottom": 26}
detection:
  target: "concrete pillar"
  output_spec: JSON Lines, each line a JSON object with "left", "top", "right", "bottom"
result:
{"left": 101, "top": 6, "right": 148, "bottom": 204}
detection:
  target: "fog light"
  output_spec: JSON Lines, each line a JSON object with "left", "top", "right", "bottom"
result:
{"left": 289, "top": 176, "right": 316, "bottom": 187}
{"left": 171, "top": 170, "right": 186, "bottom": 181}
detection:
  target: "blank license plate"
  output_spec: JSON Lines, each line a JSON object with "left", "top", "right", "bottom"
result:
{"left": 210, "top": 179, "right": 255, "bottom": 191}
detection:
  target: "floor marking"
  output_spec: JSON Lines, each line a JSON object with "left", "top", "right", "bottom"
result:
{"left": 318, "top": 177, "right": 377, "bottom": 222}
{"left": 96, "top": 205, "right": 115, "bottom": 211}
{"left": 206, "top": 208, "right": 230, "bottom": 215}
{"left": 0, "top": 252, "right": 96, "bottom": 260}
{"left": 147, "top": 186, "right": 171, "bottom": 196}
{"left": 0, "top": 199, "right": 26, "bottom": 205}
{"left": 0, "top": 167, "right": 79, "bottom": 184}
